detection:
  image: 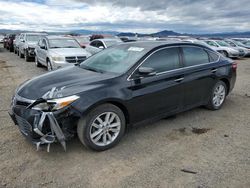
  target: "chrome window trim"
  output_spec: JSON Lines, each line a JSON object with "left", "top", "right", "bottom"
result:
{"left": 127, "top": 45, "right": 220, "bottom": 81}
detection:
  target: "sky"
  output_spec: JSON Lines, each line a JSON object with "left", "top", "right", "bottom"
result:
{"left": 0, "top": 0, "right": 250, "bottom": 34}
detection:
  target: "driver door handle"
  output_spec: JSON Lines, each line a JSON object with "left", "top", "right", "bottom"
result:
{"left": 174, "top": 77, "right": 184, "bottom": 82}
{"left": 211, "top": 68, "right": 217, "bottom": 73}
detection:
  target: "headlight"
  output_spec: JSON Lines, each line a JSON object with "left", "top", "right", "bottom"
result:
{"left": 51, "top": 56, "right": 65, "bottom": 61}
{"left": 32, "top": 95, "right": 80, "bottom": 111}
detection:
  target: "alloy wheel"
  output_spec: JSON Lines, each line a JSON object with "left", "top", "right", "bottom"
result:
{"left": 213, "top": 84, "right": 226, "bottom": 107}
{"left": 89, "top": 112, "right": 121, "bottom": 147}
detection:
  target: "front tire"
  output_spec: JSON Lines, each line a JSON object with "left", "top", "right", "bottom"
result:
{"left": 19, "top": 49, "right": 24, "bottom": 58}
{"left": 25, "top": 50, "right": 30, "bottom": 62}
{"left": 47, "top": 59, "right": 53, "bottom": 71}
{"left": 222, "top": 51, "right": 229, "bottom": 57}
{"left": 35, "top": 55, "right": 42, "bottom": 67}
{"left": 77, "top": 104, "right": 126, "bottom": 151}
{"left": 206, "top": 81, "right": 227, "bottom": 110}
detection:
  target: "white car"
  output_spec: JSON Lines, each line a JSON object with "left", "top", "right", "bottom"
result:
{"left": 35, "top": 36, "right": 91, "bottom": 71}
{"left": 203, "top": 40, "right": 244, "bottom": 58}
{"left": 86, "top": 38, "right": 123, "bottom": 55}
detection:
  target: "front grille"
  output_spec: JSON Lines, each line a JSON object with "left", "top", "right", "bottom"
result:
{"left": 65, "top": 56, "right": 86, "bottom": 64}
{"left": 15, "top": 100, "right": 31, "bottom": 107}
{"left": 15, "top": 114, "right": 33, "bottom": 136}
{"left": 13, "top": 95, "right": 34, "bottom": 107}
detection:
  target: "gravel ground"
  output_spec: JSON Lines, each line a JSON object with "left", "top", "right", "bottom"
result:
{"left": 0, "top": 45, "right": 250, "bottom": 188}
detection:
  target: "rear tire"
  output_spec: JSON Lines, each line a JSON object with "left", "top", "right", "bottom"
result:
{"left": 77, "top": 104, "right": 126, "bottom": 151}
{"left": 206, "top": 81, "right": 227, "bottom": 110}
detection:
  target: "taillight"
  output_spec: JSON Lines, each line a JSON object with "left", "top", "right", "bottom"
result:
{"left": 232, "top": 61, "right": 237, "bottom": 71}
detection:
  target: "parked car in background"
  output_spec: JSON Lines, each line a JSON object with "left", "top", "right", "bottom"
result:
{"left": 3, "top": 35, "right": 8, "bottom": 48}
{"left": 6, "top": 34, "right": 16, "bottom": 52}
{"left": 89, "top": 38, "right": 123, "bottom": 49}
{"left": 9, "top": 42, "right": 236, "bottom": 151}
{"left": 183, "top": 39, "right": 227, "bottom": 55}
{"left": 35, "top": 36, "right": 91, "bottom": 71}
{"left": 0, "top": 35, "right": 4, "bottom": 43}
{"left": 73, "top": 36, "right": 90, "bottom": 48}
{"left": 86, "top": 38, "right": 123, "bottom": 55}
{"left": 204, "top": 40, "right": 244, "bottom": 58}
{"left": 13, "top": 34, "right": 20, "bottom": 54}
{"left": 224, "top": 39, "right": 250, "bottom": 57}
{"left": 18, "top": 33, "right": 47, "bottom": 61}
{"left": 119, "top": 36, "right": 137, "bottom": 42}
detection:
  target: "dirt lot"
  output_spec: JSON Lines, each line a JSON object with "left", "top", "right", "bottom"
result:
{"left": 0, "top": 45, "right": 249, "bottom": 188}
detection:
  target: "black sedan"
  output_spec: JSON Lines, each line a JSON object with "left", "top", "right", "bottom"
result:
{"left": 9, "top": 42, "right": 237, "bottom": 151}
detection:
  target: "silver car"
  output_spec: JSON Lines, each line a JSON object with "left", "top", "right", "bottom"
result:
{"left": 224, "top": 39, "right": 250, "bottom": 56}
{"left": 18, "top": 33, "right": 47, "bottom": 61}
{"left": 35, "top": 36, "right": 91, "bottom": 71}
{"left": 204, "top": 40, "right": 244, "bottom": 58}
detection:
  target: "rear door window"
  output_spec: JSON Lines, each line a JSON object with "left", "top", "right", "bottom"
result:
{"left": 142, "top": 47, "right": 181, "bottom": 73}
{"left": 206, "top": 50, "right": 220, "bottom": 62}
{"left": 182, "top": 47, "right": 210, "bottom": 67}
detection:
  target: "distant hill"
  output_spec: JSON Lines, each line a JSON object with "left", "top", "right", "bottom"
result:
{"left": 117, "top": 30, "right": 181, "bottom": 37}
{"left": 1, "top": 28, "right": 250, "bottom": 38}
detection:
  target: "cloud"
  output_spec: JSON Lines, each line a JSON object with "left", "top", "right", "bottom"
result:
{"left": 0, "top": 0, "right": 250, "bottom": 33}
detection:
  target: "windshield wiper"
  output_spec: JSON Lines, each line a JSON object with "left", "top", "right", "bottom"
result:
{"left": 81, "top": 66, "right": 104, "bottom": 73}
{"left": 51, "top": 47, "right": 61, "bottom": 48}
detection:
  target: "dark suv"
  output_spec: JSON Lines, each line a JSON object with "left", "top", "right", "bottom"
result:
{"left": 9, "top": 42, "right": 236, "bottom": 152}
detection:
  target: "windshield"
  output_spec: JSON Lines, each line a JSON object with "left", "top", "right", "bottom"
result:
{"left": 242, "top": 41, "right": 250, "bottom": 46}
{"left": 105, "top": 40, "right": 122, "bottom": 47}
{"left": 49, "top": 39, "right": 81, "bottom": 48}
{"left": 80, "top": 45, "right": 147, "bottom": 74}
{"left": 216, "top": 40, "right": 230, "bottom": 47}
{"left": 26, "top": 35, "right": 42, "bottom": 42}
{"left": 225, "top": 41, "right": 237, "bottom": 47}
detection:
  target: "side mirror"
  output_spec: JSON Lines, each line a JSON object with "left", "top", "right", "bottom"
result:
{"left": 98, "top": 46, "right": 104, "bottom": 49}
{"left": 138, "top": 67, "right": 156, "bottom": 76}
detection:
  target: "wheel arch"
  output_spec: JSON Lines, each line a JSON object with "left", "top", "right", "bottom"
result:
{"left": 83, "top": 99, "right": 130, "bottom": 126}
{"left": 219, "top": 78, "right": 230, "bottom": 95}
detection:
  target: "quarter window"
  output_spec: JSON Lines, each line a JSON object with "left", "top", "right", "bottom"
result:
{"left": 182, "top": 47, "right": 210, "bottom": 67}
{"left": 142, "top": 48, "right": 180, "bottom": 73}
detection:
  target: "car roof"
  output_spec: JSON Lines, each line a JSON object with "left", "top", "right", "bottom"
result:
{"left": 114, "top": 41, "right": 213, "bottom": 51}
{"left": 94, "top": 38, "right": 122, "bottom": 42}
{"left": 44, "top": 35, "right": 75, "bottom": 40}
{"left": 23, "top": 33, "right": 47, "bottom": 35}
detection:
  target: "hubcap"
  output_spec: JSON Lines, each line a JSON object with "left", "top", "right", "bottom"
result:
{"left": 90, "top": 112, "right": 121, "bottom": 146}
{"left": 213, "top": 84, "right": 226, "bottom": 107}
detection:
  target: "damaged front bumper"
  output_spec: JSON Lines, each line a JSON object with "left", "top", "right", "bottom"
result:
{"left": 9, "top": 99, "right": 80, "bottom": 152}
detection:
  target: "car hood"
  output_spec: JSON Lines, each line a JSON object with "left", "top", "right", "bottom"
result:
{"left": 17, "top": 66, "right": 116, "bottom": 100}
{"left": 49, "top": 48, "right": 90, "bottom": 57}
{"left": 27, "top": 42, "right": 37, "bottom": 48}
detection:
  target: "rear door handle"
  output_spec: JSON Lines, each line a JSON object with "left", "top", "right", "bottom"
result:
{"left": 211, "top": 69, "right": 217, "bottom": 73}
{"left": 174, "top": 77, "right": 184, "bottom": 82}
